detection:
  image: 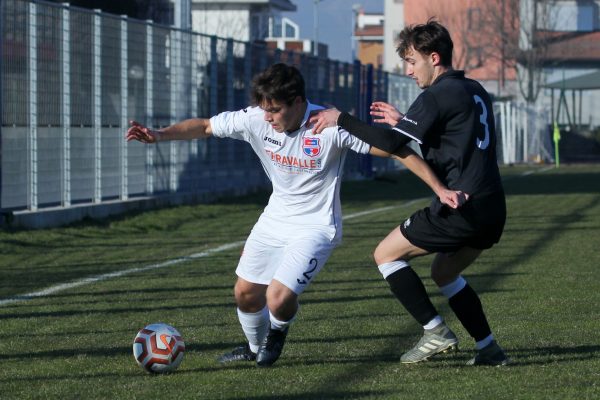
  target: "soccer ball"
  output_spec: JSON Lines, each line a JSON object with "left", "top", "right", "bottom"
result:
{"left": 133, "top": 323, "right": 185, "bottom": 373}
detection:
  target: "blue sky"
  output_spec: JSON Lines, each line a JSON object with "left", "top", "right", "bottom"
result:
{"left": 282, "top": 0, "right": 383, "bottom": 63}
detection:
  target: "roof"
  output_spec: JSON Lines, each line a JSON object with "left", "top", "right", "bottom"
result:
{"left": 537, "top": 30, "right": 600, "bottom": 64}
{"left": 355, "top": 25, "right": 384, "bottom": 37}
{"left": 191, "top": 0, "right": 296, "bottom": 11}
{"left": 544, "top": 70, "right": 600, "bottom": 90}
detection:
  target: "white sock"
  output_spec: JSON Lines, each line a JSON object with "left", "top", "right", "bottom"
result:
{"left": 377, "top": 260, "right": 410, "bottom": 279}
{"left": 237, "top": 307, "right": 269, "bottom": 353}
{"left": 439, "top": 276, "right": 467, "bottom": 299}
{"left": 423, "top": 315, "right": 444, "bottom": 330}
{"left": 269, "top": 310, "right": 295, "bottom": 331}
{"left": 476, "top": 334, "right": 494, "bottom": 350}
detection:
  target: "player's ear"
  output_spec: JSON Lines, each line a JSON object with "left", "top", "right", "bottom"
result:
{"left": 430, "top": 52, "right": 441, "bottom": 67}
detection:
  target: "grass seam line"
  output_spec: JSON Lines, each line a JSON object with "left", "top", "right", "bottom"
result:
{"left": 0, "top": 202, "right": 425, "bottom": 307}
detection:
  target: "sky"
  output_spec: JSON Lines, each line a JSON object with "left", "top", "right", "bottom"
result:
{"left": 282, "top": 0, "right": 383, "bottom": 63}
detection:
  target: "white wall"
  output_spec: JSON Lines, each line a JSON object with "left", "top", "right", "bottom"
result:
{"left": 191, "top": 5, "right": 252, "bottom": 41}
{"left": 384, "top": 0, "right": 404, "bottom": 73}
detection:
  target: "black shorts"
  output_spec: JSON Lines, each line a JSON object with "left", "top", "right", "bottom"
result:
{"left": 400, "top": 191, "right": 506, "bottom": 253}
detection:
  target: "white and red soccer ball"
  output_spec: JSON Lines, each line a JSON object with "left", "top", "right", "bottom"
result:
{"left": 133, "top": 323, "right": 185, "bottom": 373}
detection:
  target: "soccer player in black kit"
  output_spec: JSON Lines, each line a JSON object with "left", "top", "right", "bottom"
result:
{"left": 309, "top": 20, "right": 509, "bottom": 366}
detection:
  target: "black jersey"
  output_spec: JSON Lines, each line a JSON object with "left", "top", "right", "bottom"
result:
{"left": 394, "top": 70, "right": 503, "bottom": 197}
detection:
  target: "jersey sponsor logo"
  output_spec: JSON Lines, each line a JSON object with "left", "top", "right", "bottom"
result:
{"left": 403, "top": 217, "right": 411, "bottom": 229}
{"left": 265, "top": 149, "right": 322, "bottom": 172}
{"left": 264, "top": 136, "right": 282, "bottom": 147}
{"left": 302, "top": 137, "right": 321, "bottom": 157}
{"left": 401, "top": 116, "right": 418, "bottom": 126}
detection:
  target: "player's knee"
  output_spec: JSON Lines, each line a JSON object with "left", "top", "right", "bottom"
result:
{"left": 266, "top": 285, "right": 297, "bottom": 319}
{"left": 234, "top": 283, "right": 266, "bottom": 312}
{"left": 373, "top": 244, "right": 406, "bottom": 265}
{"left": 373, "top": 245, "right": 388, "bottom": 265}
{"left": 430, "top": 266, "right": 456, "bottom": 287}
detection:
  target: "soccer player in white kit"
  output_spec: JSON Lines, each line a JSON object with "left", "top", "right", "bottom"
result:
{"left": 126, "top": 63, "right": 465, "bottom": 367}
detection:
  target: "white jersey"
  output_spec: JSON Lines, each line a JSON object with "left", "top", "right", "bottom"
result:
{"left": 210, "top": 101, "right": 371, "bottom": 236}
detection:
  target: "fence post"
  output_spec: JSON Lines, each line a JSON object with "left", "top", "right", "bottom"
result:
{"left": 362, "top": 64, "right": 373, "bottom": 177}
{"left": 210, "top": 36, "right": 218, "bottom": 116}
{"left": 93, "top": 9, "right": 102, "bottom": 203}
{"left": 145, "top": 21, "right": 154, "bottom": 195}
{"left": 353, "top": 60, "right": 361, "bottom": 119}
{"left": 61, "top": 4, "right": 71, "bottom": 207}
{"left": 190, "top": 31, "right": 198, "bottom": 156}
{"left": 120, "top": 16, "right": 128, "bottom": 200}
{"left": 28, "top": 2, "right": 38, "bottom": 211}
{"left": 0, "top": 0, "right": 3, "bottom": 210}
{"left": 226, "top": 39, "right": 234, "bottom": 111}
{"left": 244, "top": 42, "right": 252, "bottom": 101}
{"left": 169, "top": 29, "right": 180, "bottom": 193}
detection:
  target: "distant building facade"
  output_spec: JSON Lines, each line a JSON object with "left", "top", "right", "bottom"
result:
{"left": 190, "top": 0, "right": 296, "bottom": 42}
{"left": 354, "top": 9, "right": 384, "bottom": 67}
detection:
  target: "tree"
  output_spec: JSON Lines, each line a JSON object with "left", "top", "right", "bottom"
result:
{"left": 478, "top": 0, "right": 562, "bottom": 104}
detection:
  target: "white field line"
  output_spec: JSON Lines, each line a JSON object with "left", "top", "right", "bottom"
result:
{"left": 0, "top": 202, "right": 425, "bottom": 307}
{"left": 520, "top": 165, "right": 555, "bottom": 176}
{"left": 2, "top": 164, "right": 555, "bottom": 308}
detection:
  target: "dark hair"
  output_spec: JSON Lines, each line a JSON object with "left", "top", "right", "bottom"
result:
{"left": 396, "top": 19, "right": 453, "bottom": 67}
{"left": 251, "top": 63, "right": 306, "bottom": 106}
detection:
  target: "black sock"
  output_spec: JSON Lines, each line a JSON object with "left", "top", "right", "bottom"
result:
{"left": 385, "top": 267, "right": 438, "bottom": 326}
{"left": 448, "top": 284, "right": 492, "bottom": 341}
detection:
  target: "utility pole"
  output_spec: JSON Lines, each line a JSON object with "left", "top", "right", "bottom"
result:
{"left": 313, "top": 0, "right": 321, "bottom": 57}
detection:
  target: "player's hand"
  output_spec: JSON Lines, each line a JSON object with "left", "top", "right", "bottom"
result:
{"left": 126, "top": 120, "right": 160, "bottom": 143}
{"left": 438, "top": 189, "right": 470, "bottom": 209}
{"left": 370, "top": 101, "right": 403, "bottom": 126}
{"left": 308, "top": 108, "right": 341, "bottom": 134}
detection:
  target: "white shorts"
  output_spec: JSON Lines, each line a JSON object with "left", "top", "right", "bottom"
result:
{"left": 236, "top": 215, "right": 339, "bottom": 295}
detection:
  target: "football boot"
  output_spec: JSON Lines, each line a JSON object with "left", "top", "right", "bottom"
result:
{"left": 466, "top": 340, "right": 510, "bottom": 366}
{"left": 256, "top": 327, "right": 288, "bottom": 367}
{"left": 400, "top": 324, "right": 459, "bottom": 363}
{"left": 217, "top": 343, "right": 256, "bottom": 363}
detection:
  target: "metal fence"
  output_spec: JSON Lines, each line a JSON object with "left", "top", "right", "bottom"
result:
{"left": 494, "top": 102, "right": 554, "bottom": 164}
{"left": 0, "top": 0, "right": 553, "bottom": 226}
{"left": 1, "top": 0, "right": 405, "bottom": 220}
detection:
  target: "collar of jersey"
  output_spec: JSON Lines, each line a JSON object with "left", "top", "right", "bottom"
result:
{"left": 285, "top": 100, "right": 323, "bottom": 134}
{"left": 433, "top": 69, "right": 465, "bottom": 85}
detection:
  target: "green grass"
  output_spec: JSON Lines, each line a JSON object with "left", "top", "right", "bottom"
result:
{"left": 1, "top": 164, "right": 600, "bottom": 399}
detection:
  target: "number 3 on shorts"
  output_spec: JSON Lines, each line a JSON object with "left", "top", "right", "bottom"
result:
{"left": 474, "top": 95, "right": 490, "bottom": 150}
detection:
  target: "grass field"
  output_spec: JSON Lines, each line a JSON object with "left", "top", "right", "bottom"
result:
{"left": 1, "top": 164, "right": 599, "bottom": 399}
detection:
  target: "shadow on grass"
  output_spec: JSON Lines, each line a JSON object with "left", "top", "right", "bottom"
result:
{"left": 503, "top": 344, "right": 600, "bottom": 365}
{"left": 503, "top": 171, "right": 600, "bottom": 196}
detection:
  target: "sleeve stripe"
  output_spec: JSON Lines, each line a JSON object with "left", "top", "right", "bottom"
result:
{"left": 392, "top": 127, "right": 423, "bottom": 145}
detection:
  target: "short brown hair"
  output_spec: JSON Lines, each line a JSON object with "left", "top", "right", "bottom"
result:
{"left": 251, "top": 63, "right": 306, "bottom": 106}
{"left": 396, "top": 19, "right": 453, "bottom": 67}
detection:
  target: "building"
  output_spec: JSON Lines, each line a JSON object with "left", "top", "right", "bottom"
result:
{"left": 264, "top": 15, "right": 328, "bottom": 58}
{"left": 353, "top": 9, "right": 384, "bottom": 67}
{"left": 190, "top": 0, "right": 296, "bottom": 42}
{"left": 383, "top": 0, "right": 404, "bottom": 73}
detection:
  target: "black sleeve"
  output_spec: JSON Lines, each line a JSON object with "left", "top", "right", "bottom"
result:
{"left": 337, "top": 112, "right": 412, "bottom": 154}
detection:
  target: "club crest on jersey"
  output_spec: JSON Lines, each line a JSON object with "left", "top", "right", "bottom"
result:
{"left": 302, "top": 137, "right": 321, "bottom": 157}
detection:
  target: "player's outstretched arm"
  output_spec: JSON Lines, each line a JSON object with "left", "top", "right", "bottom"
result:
{"left": 126, "top": 119, "right": 213, "bottom": 144}
{"left": 309, "top": 109, "right": 411, "bottom": 154}
{"left": 393, "top": 146, "right": 469, "bottom": 209}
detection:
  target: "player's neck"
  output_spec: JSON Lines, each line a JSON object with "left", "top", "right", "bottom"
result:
{"left": 286, "top": 101, "right": 308, "bottom": 133}
{"left": 433, "top": 65, "right": 453, "bottom": 82}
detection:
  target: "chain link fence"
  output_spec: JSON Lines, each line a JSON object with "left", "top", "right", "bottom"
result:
{"left": 1, "top": 0, "right": 405, "bottom": 224}
{"left": 1, "top": 0, "right": 553, "bottom": 227}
